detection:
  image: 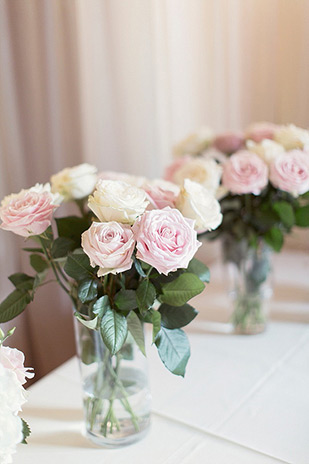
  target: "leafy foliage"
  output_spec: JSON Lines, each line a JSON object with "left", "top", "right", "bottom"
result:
{"left": 203, "top": 186, "right": 309, "bottom": 252}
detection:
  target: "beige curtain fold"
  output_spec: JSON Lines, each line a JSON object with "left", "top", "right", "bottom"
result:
{"left": 0, "top": 0, "right": 308, "bottom": 379}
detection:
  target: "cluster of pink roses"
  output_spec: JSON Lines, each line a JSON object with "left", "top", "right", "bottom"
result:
{"left": 222, "top": 149, "right": 309, "bottom": 196}
{"left": 167, "top": 122, "right": 309, "bottom": 198}
{"left": 82, "top": 179, "right": 202, "bottom": 276}
{"left": 0, "top": 166, "right": 222, "bottom": 277}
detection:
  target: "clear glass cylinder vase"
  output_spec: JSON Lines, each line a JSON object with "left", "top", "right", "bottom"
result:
{"left": 222, "top": 237, "right": 273, "bottom": 335}
{"left": 74, "top": 318, "right": 151, "bottom": 447}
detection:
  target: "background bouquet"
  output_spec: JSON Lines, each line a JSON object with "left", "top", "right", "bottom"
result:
{"left": 0, "top": 165, "right": 221, "bottom": 446}
{"left": 166, "top": 123, "right": 309, "bottom": 333}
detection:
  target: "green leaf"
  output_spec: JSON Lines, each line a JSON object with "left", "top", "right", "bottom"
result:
{"left": 159, "top": 303, "right": 198, "bottom": 329}
{"left": 133, "top": 256, "right": 146, "bottom": 278}
{"left": 30, "top": 254, "right": 49, "bottom": 273}
{"left": 295, "top": 205, "right": 309, "bottom": 227}
{"left": 55, "top": 216, "right": 89, "bottom": 246}
{"left": 160, "top": 273, "right": 205, "bottom": 306}
{"left": 64, "top": 249, "right": 95, "bottom": 281}
{"left": 273, "top": 201, "right": 295, "bottom": 228}
{"left": 21, "top": 418, "right": 31, "bottom": 444}
{"left": 136, "top": 280, "right": 156, "bottom": 314}
{"left": 93, "top": 295, "right": 110, "bottom": 318}
{"left": 186, "top": 258, "right": 210, "bottom": 283}
{"left": 33, "top": 270, "right": 48, "bottom": 290}
{"left": 51, "top": 237, "right": 75, "bottom": 258}
{"left": 100, "top": 308, "right": 128, "bottom": 355}
{"left": 22, "top": 247, "right": 44, "bottom": 254}
{"left": 152, "top": 310, "right": 161, "bottom": 342}
{"left": 127, "top": 311, "right": 146, "bottom": 356}
{"left": 264, "top": 227, "right": 284, "bottom": 252}
{"left": 74, "top": 312, "right": 98, "bottom": 330}
{"left": 155, "top": 327, "right": 190, "bottom": 377}
{"left": 78, "top": 279, "right": 98, "bottom": 303}
{"left": 8, "top": 273, "right": 35, "bottom": 291}
{"left": 114, "top": 289, "right": 138, "bottom": 312}
{"left": 0, "top": 289, "right": 31, "bottom": 323}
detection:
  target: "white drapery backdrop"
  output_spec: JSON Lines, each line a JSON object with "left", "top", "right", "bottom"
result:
{"left": 1, "top": 0, "right": 309, "bottom": 378}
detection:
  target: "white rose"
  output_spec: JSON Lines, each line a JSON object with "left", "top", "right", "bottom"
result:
{"left": 51, "top": 163, "right": 98, "bottom": 201}
{"left": 0, "top": 411, "right": 23, "bottom": 464}
{"left": 274, "top": 124, "right": 309, "bottom": 150}
{"left": 0, "top": 364, "right": 27, "bottom": 413}
{"left": 176, "top": 179, "right": 222, "bottom": 232}
{"left": 172, "top": 158, "right": 222, "bottom": 193}
{"left": 246, "top": 139, "right": 285, "bottom": 165}
{"left": 88, "top": 179, "right": 149, "bottom": 224}
{"left": 173, "top": 126, "right": 214, "bottom": 157}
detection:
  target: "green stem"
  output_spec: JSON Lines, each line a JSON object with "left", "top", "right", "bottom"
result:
{"left": 105, "top": 353, "right": 140, "bottom": 432}
{"left": 38, "top": 237, "right": 71, "bottom": 295}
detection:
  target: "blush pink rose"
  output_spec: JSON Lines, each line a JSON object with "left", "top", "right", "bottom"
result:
{"left": 245, "top": 122, "right": 279, "bottom": 143}
{"left": 222, "top": 151, "right": 269, "bottom": 195}
{"left": 213, "top": 131, "right": 244, "bottom": 154}
{"left": 142, "top": 179, "right": 180, "bottom": 210}
{"left": 164, "top": 156, "right": 192, "bottom": 183}
{"left": 0, "top": 186, "right": 58, "bottom": 237}
{"left": 0, "top": 346, "right": 34, "bottom": 385}
{"left": 82, "top": 221, "right": 135, "bottom": 277}
{"left": 269, "top": 150, "right": 309, "bottom": 196}
{"left": 133, "top": 207, "right": 201, "bottom": 275}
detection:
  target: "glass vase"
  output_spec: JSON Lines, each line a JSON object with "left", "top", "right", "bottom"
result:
{"left": 74, "top": 318, "right": 151, "bottom": 447}
{"left": 222, "top": 236, "right": 273, "bottom": 334}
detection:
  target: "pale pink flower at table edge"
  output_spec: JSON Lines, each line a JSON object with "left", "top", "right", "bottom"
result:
{"left": 0, "top": 345, "right": 34, "bottom": 385}
{"left": 221, "top": 150, "right": 269, "bottom": 195}
{"left": 213, "top": 131, "right": 245, "bottom": 154}
{"left": 142, "top": 179, "right": 180, "bottom": 210}
{"left": 0, "top": 184, "right": 59, "bottom": 237}
{"left": 269, "top": 150, "right": 309, "bottom": 196}
{"left": 133, "top": 207, "right": 201, "bottom": 275}
{"left": 245, "top": 121, "right": 279, "bottom": 143}
{"left": 82, "top": 221, "right": 136, "bottom": 277}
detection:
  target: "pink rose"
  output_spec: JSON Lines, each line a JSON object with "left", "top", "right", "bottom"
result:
{"left": 0, "top": 185, "right": 58, "bottom": 237}
{"left": 0, "top": 346, "right": 34, "bottom": 385}
{"left": 133, "top": 208, "right": 201, "bottom": 275}
{"left": 142, "top": 179, "right": 180, "bottom": 210}
{"left": 164, "top": 156, "right": 192, "bottom": 183}
{"left": 245, "top": 122, "right": 278, "bottom": 143}
{"left": 222, "top": 151, "right": 269, "bottom": 195}
{"left": 269, "top": 150, "right": 309, "bottom": 196}
{"left": 213, "top": 131, "right": 244, "bottom": 154}
{"left": 81, "top": 221, "right": 135, "bottom": 277}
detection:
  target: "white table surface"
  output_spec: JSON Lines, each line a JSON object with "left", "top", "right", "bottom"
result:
{"left": 15, "top": 320, "right": 309, "bottom": 464}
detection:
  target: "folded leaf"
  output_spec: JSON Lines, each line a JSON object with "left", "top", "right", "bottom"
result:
{"left": 155, "top": 327, "right": 190, "bottom": 377}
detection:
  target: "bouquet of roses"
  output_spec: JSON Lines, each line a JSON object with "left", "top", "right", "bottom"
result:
{"left": 0, "top": 327, "right": 34, "bottom": 464}
{"left": 166, "top": 123, "right": 309, "bottom": 333}
{"left": 0, "top": 164, "right": 222, "bottom": 443}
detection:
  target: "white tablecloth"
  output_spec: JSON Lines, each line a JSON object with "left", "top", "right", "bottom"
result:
{"left": 15, "top": 320, "right": 309, "bottom": 464}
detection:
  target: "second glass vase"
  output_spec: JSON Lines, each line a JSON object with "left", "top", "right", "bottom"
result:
{"left": 222, "top": 236, "right": 273, "bottom": 334}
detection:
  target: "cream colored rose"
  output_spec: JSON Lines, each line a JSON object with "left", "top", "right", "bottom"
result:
{"left": 246, "top": 139, "right": 285, "bottom": 165}
{"left": 172, "top": 158, "right": 222, "bottom": 193}
{"left": 51, "top": 163, "right": 98, "bottom": 201}
{"left": 88, "top": 179, "right": 149, "bottom": 224}
{"left": 274, "top": 124, "right": 309, "bottom": 150}
{"left": 176, "top": 179, "right": 222, "bottom": 232}
{"left": 173, "top": 127, "right": 214, "bottom": 157}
